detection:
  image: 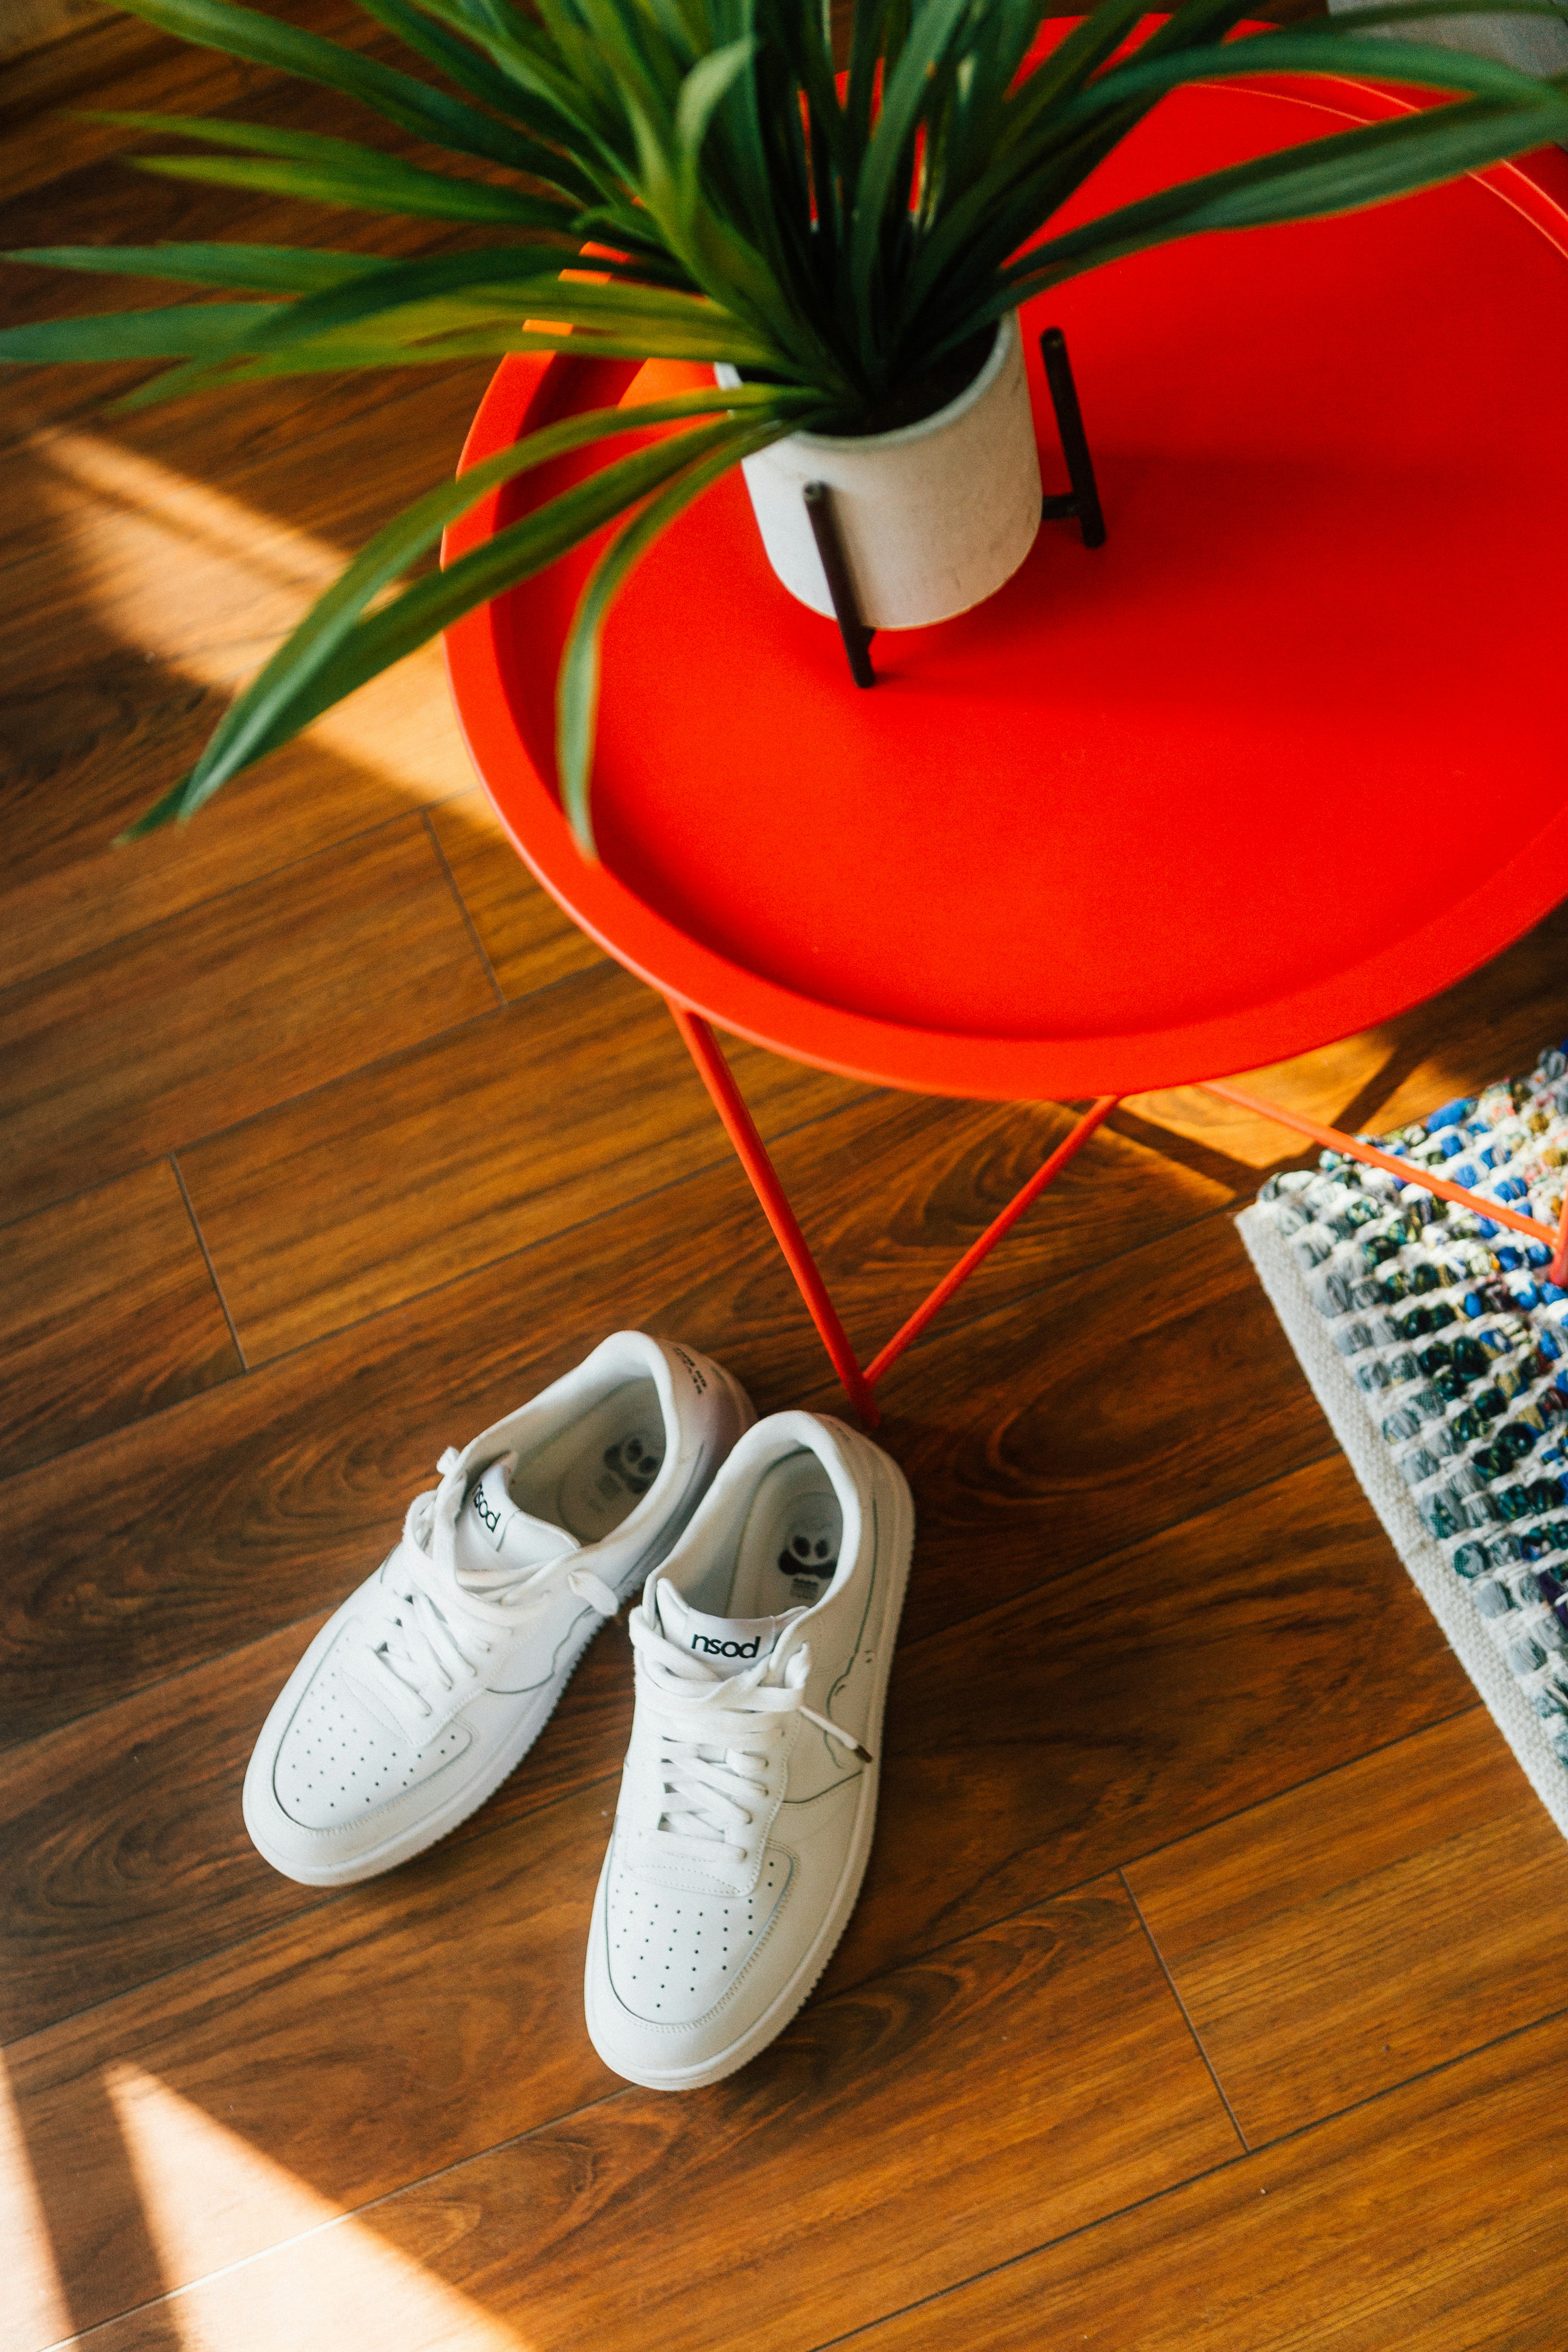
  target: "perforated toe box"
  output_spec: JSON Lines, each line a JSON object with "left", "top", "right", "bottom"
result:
{"left": 270, "top": 1631, "right": 472, "bottom": 1831}
{"left": 604, "top": 1844, "right": 792, "bottom": 2025}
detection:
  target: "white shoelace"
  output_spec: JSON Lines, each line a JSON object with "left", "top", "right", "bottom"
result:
{"left": 627, "top": 1603, "right": 871, "bottom": 1864}
{"left": 347, "top": 1451, "right": 619, "bottom": 1737}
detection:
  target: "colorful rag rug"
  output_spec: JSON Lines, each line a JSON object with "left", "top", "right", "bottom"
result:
{"left": 1237, "top": 1041, "right": 1568, "bottom": 1839}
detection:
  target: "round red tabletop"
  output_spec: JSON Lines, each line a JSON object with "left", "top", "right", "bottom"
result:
{"left": 443, "top": 70, "right": 1568, "bottom": 1102}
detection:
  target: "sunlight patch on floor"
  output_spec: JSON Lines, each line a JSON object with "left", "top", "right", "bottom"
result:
{"left": 35, "top": 430, "right": 469, "bottom": 805}
{"left": 0, "top": 2057, "right": 72, "bottom": 2352}
{"left": 100, "top": 2064, "right": 527, "bottom": 2352}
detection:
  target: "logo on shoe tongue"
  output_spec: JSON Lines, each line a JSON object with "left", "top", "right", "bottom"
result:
{"left": 689, "top": 1630, "right": 761, "bottom": 1660}
{"left": 470, "top": 1480, "right": 505, "bottom": 1538}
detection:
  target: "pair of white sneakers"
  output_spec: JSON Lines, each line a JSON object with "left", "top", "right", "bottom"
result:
{"left": 243, "top": 1332, "right": 915, "bottom": 2091}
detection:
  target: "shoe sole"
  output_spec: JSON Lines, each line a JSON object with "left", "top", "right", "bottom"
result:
{"left": 243, "top": 1360, "right": 757, "bottom": 1889}
{"left": 583, "top": 1424, "right": 915, "bottom": 2090}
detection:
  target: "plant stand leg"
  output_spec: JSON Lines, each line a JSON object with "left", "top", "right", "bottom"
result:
{"left": 1202, "top": 1079, "right": 1566, "bottom": 1255}
{"left": 1039, "top": 325, "right": 1106, "bottom": 549}
{"left": 668, "top": 997, "right": 1121, "bottom": 1419}
{"left": 803, "top": 482, "right": 875, "bottom": 688}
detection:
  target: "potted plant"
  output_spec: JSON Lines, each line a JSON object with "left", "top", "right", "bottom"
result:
{"left": 6, "top": 0, "right": 1567, "bottom": 850}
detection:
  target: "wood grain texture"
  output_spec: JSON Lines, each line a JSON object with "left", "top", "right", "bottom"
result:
{"left": 0, "top": 816, "right": 496, "bottom": 1221}
{"left": 1126, "top": 1706, "right": 1568, "bottom": 2143}
{"left": 0, "top": 364, "right": 494, "bottom": 702}
{"left": 825, "top": 1451, "right": 1472, "bottom": 1998}
{"left": 6, "top": 14, "right": 1564, "bottom": 2352}
{"left": 0, "top": 1158, "right": 238, "bottom": 1477}
{"left": 0, "top": 1148, "right": 1262, "bottom": 1752}
{"left": 179, "top": 958, "right": 871, "bottom": 1361}
{"left": 3, "top": 1775, "right": 619, "bottom": 2350}
{"left": 0, "top": 1443, "right": 1460, "bottom": 2064}
{"left": 0, "top": 10, "right": 234, "bottom": 206}
{"left": 24, "top": 1878, "right": 1236, "bottom": 2352}
{"left": 427, "top": 785, "right": 607, "bottom": 1002}
{"left": 0, "top": 2, "right": 108, "bottom": 70}
{"left": 0, "top": 648, "right": 476, "bottom": 994}
{"left": 747, "top": 1077, "right": 1235, "bottom": 1360}
{"left": 180, "top": 967, "right": 1234, "bottom": 1367}
{"left": 849, "top": 2008, "right": 1568, "bottom": 2352}
{"left": 0, "top": 1613, "right": 635, "bottom": 2048}
{"left": 0, "top": 1619, "right": 329, "bottom": 2048}
{"left": 874, "top": 1206, "right": 1337, "bottom": 1647}
{"left": 0, "top": 1148, "right": 829, "bottom": 1752}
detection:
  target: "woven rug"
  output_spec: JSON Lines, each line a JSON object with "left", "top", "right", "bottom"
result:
{"left": 1237, "top": 1040, "right": 1568, "bottom": 1838}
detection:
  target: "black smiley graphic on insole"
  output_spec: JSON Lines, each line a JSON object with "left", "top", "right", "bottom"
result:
{"left": 777, "top": 1531, "right": 837, "bottom": 1580}
{"left": 603, "top": 1433, "right": 662, "bottom": 1498}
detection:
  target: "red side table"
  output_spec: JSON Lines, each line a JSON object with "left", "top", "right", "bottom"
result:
{"left": 445, "top": 72, "right": 1568, "bottom": 1425}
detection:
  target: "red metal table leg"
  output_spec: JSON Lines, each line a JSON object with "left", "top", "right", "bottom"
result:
{"left": 862, "top": 1095, "right": 1120, "bottom": 1385}
{"left": 670, "top": 998, "right": 1124, "bottom": 1418}
{"left": 1201, "top": 1079, "right": 1563, "bottom": 1250}
{"left": 1551, "top": 1190, "right": 1568, "bottom": 1288}
{"left": 668, "top": 1001, "right": 882, "bottom": 1424}
{"left": 667, "top": 1018, "right": 1568, "bottom": 1414}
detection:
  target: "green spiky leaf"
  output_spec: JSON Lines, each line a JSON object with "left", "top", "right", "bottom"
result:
{"left": 9, "top": 0, "right": 1568, "bottom": 847}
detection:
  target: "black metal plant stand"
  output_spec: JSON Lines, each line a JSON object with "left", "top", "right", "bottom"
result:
{"left": 803, "top": 324, "right": 1106, "bottom": 689}
{"left": 803, "top": 481, "right": 876, "bottom": 689}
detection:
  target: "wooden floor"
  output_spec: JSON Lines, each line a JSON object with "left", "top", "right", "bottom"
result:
{"left": 6, "top": 14, "right": 1568, "bottom": 2349}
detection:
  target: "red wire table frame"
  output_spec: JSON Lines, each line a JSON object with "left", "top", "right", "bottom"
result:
{"left": 668, "top": 1005, "right": 1568, "bottom": 1428}
{"left": 441, "top": 84, "right": 1568, "bottom": 1423}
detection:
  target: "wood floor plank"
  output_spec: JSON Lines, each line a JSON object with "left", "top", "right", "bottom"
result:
{"left": 14, "top": 1876, "right": 1236, "bottom": 2352}
{"left": 0, "top": 1082, "right": 1257, "bottom": 1749}
{"left": 1, "top": 360, "right": 494, "bottom": 703}
{"left": 847, "top": 2008, "right": 1568, "bottom": 2352}
{"left": 1, "top": 1587, "right": 664, "bottom": 2055}
{"left": 6, "top": 13, "right": 1494, "bottom": 2352}
{"left": 0, "top": 1620, "right": 331, "bottom": 2050}
{"left": 0, "top": 1613, "right": 634, "bottom": 2049}
{"left": 0, "top": 1099, "right": 1243, "bottom": 2038}
{"left": 0, "top": 1445, "right": 1453, "bottom": 2059}
{"left": 3, "top": 1777, "right": 619, "bottom": 2351}
{"left": 1125, "top": 1708, "right": 1568, "bottom": 2144}
{"left": 178, "top": 967, "right": 1231, "bottom": 1368}
{"left": 427, "top": 784, "right": 608, "bottom": 1002}
{"left": 745, "top": 1078, "right": 1234, "bottom": 1359}
{"left": 0, "top": 13, "right": 239, "bottom": 207}
{"left": 873, "top": 1204, "right": 1335, "bottom": 1648}
{"left": 1, "top": 6, "right": 513, "bottom": 237}
{"left": 179, "top": 960, "right": 871, "bottom": 1362}
{"left": 0, "top": 816, "right": 496, "bottom": 1222}
{"left": 0, "top": 1159, "right": 238, "bottom": 1478}
{"left": 0, "top": 4, "right": 408, "bottom": 212}
{"left": 0, "top": 646, "right": 474, "bottom": 994}
{"left": 824, "top": 1451, "right": 1471, "bottom": 1999}
{"left": 0, "top": 1149, "right": 826, "bottom": 1752}
{"left": 1125, "top": 899, "right": 1568, "bottom": 1173}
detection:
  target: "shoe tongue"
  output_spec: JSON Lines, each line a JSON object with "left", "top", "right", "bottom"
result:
{"left": 455, "top": 1460, "right": 577, "bottom": 1577}
{"left": 655, "top": 1583, "right": 793, "bottom": 1680}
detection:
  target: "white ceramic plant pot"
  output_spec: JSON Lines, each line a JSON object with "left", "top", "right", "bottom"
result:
{"left": 717, "top": 310, "right": 1041, "bottom": 630}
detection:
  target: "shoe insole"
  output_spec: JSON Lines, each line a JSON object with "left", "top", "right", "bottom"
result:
{"left": 717, "top": 1451, "right": 843, "bottom": 1620}
{"left": 510, "top": 1377, "right": 666, "bottom": 1543}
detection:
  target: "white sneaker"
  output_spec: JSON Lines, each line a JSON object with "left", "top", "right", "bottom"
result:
{"left": 583, "top": 1411, "right": 914, "bottom": 2090}
{"left": 243, "top": 1334, "right": 752, "bottom": 1887}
